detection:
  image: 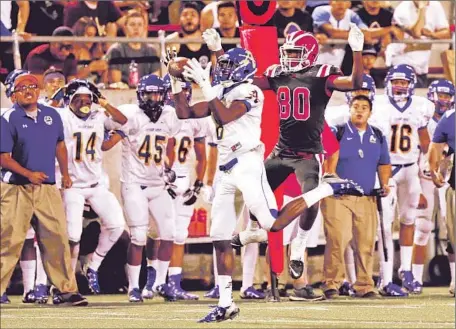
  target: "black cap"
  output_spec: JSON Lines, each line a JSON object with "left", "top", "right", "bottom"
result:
{"left": 362, "top": 45, "right": 377, "bottom": 57}
{"left": 52, "top": 26, "right": 74, "bottom": 37}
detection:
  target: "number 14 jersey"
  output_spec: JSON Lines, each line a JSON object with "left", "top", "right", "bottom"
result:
{"left": 264, "top": 63, "right": 342, "bottom": 154}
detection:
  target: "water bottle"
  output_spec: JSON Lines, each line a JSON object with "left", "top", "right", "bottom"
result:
{"left": 128, "top": 60, "right": 139, "bottom": 88}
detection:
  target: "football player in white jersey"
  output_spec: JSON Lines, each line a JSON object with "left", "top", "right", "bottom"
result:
{"left": 60, "top": 80, "right": 127, "bottom": 294}
{"left": 104, "top": 74, "right": 181, "bottom": 302}
{"left": 412, "top": 79, "right": 455, "bottom": 293}
{"left": 171, "top": 47, "right": 363, "bottom": 323}
{"left": 369, "top": 64, "right": 434, "bottom": 296}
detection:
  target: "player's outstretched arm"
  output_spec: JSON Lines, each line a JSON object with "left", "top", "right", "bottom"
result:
{"left": 172, "top": 90, "right": 210, "bottom": 119}
{"left": 428, "top": 142, "right": 446, "bottom": 187}
{"left": 326, "top": 24, "right": 364, "bottom": 92}
{"left": 418, "top": 127, "right": 431, "bottom": 154}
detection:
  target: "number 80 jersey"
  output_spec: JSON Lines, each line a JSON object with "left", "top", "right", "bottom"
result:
{"left": 117, "top": 104, "right": 181, "bottom": 186}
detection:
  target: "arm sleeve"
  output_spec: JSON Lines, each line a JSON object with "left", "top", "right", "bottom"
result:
{"left": 312, "top": 7, "right": 331, "bottom": 29}
{"left": 351, "top": 11, "right": 368, "bottom": 29}
{"left": 432, "top": 114, "right": 450, "bottom": 143}
{"left": 379, "top": 135, "right": 391, "bottom": 165}
{"left": 0, "top": 117, "right": 14, "bottom": 153}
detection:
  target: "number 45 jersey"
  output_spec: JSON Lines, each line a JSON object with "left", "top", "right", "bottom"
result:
{"left": 370, "top": 95, "right": 434, "bottom": 165}
{"left": 264, "top": 63, "right": 342, "bottom": 154}
{"left": 60, "top": 107, "right": 121, "bottom": 188}
{"left": 116, "top": 104, "right": 181, "bottom": 187}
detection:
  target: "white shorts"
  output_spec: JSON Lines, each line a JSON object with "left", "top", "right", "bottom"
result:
{"left": 282, "top": 195, "right": 322, "bottom": 247}
{"left": 63, "top": 185, "right": 125, "bottom": 243}
{"left": 210, "top": 148, "right": 278, "bottom": 241}
{"left": 121, "top": 183, "right": 175, "bottom": 241}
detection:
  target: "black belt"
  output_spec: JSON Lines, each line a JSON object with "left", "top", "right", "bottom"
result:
{"left": 392, "top": 163, "right": 414, "bottom": 168}
{"left": 219, "top": 158, "right": 238, "bottom": 172}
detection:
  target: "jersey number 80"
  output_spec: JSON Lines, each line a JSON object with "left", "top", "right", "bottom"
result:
{"left": 277, "top": 86, "right": 310, "bottom": 121}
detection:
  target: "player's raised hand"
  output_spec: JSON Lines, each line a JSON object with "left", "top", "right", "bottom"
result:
{"left": 162, "top": 46, "right": 177, "bottom": 67}
{"left": 183, "top": 58, "right": 212, "bottom": 87}
{"left": 348, "top": 23, "right": 364, "bottom": 52}
{"left": 202, "top": 28, "right": 222, "bottom": 52}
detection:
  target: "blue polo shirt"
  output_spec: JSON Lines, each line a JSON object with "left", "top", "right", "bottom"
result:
{"left": 0, "top": 103, "right": 64, "bottom": 185}
{"left": 333, "top": 121, "right": 390, "bottom": 196}
{"left": 432, "top": 109, "right": 455, "bottom": 189}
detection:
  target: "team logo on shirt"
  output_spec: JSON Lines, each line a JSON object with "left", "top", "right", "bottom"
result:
{"left": 369, "top": 135, "right": 377, "bottom": 144}
{"left": 44, "top": 116, "right": 53, "bottom": 125}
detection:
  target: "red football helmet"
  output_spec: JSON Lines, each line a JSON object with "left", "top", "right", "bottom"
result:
{"left": 279, "top": 31, "right": 319, "bottom": 73}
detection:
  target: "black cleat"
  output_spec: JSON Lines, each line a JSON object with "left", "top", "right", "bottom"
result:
{"left": 289, "top": 260, "right": 304, "bottom": 279}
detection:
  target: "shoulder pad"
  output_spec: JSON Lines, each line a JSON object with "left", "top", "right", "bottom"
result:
{"left": 314, "top": 64, "right": 342, "bottom": 78}
{"left": 264, "top": 64, "right": 284, "bottom": 78}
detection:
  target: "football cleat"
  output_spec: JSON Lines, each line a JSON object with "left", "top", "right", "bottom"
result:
{"left": 204, "top": 285, "right": 220, "bottom": 299}
{"left": 34, "top": 284, "right": 49, "bottom": 304}
{"left": 231, "top": 228, "right": 268, "bottom": 248}
{"left": 129, "top": 288, "right": 144, "bottom": 303}
{"left": 399, "top": 270, "right": 418, "bottom": 293}
{"left": 156, "top": 284, "right": 177, "bottom": 302}
{"left": 22, "top": 290, "right": 36, "bottom": 303}
{"left": 240, "top": 286, "right": 265, "bottom": 299}
{"left": 198, "top": 303, "right": 240, "bottom": 323}
{"left": 289, "top": 285, "right": 324, "bottom": 301}
{"left": 168, "top": 274, "right": 199, "bottom": 300}
{"left": 379, "top": 282, "right": 408, "bottom": 297}
{"left": 289, "top": 260, "right": 304, "bottom": 280}
{"left": 1, "top": 292, "right": 10, "bottom": 304}
{"left": 84, "top": 266, "right": 101, "bottom": 294}
{"left": 411, "top": 281, "right": 423, "bottom": 294}
{"left": 322, "top": 175, "right": 364, "bottom": 196}
{"left": 339, "top": 281, "right": 356, "bottom": 297}
{"left": 141, "top": 266, "right": 156, "bottom": 299}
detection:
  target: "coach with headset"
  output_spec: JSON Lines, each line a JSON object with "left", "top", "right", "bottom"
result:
{"left": 321, "top": 95, "right": 391, "bottom": 299}
{"left": 0, "top": 72, "right": 87, "bottom": 306}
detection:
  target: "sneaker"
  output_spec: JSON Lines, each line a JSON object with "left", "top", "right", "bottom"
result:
{"left": 168, "top": 274, "right": 199, "bottom": 300}
{"left": 322, "top": 175, "right": 364, "bottom": 196}
{"left": 231, "top": 229, "right": 268, "bottom": 248}
{"left": 323, "top": 289, "right": 339, "bottom": 300}
{"left": 204, "top": 285, "right": 220, "bottom": 299}
{"left": 129, "top": 288, "right": 143, "bottom": 303}
{"left": 289, "top": 285, "right": 324, "bottom": 301}
{"left": 34, "top": 284, "right": 49, "bottom": 304}
{"left": 156, "top": 283, "right": 177, "bottom": 302}
{"left": 289, "top": 260, "right": 304, "bottom": 280}
{"left": 22, "top": 290, "right": 36, "bottom": 303}
{"left": 339, "top": 281, "right": 356, "bottom": 297}
{"left": 141, "top": 266, "right": 156, "bottom": 299}
{"left": 379, "top": 282, "right": 408, "bottom": 297}
{"left": 84, "top": 266, "right": 101, "bottom": 294}
{"left": 399, "top": 270, "right": 418, "bottom": 293}
{"left": 198, "top": 303, "right": 240, "bottom": 323}
{"left": 240, "top": 286, "right": 265, "bottom": 299}
{"left": 1, "top": 292, "right": 10, "bottom": 304}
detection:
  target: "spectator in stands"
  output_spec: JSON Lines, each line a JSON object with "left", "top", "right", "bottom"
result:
{"left": 386, "top": 1, "right": 451, "bottom": 87}
{"left": 64, "top": 0, "right": 125, "bottom": 42}
{"left": 166, "top": 2, "right": 211, "bottom": 69}
{"left": 23, "top": 26, "right": 77, "bottom": 85}
{"left": 201, "top": 0, "right": 237, "bottom": 32}
{"left": 42, "top": 67, "right": 66, "bottom": 103}
{"left": 72, "top": 16, "right": 109, "bottom": 84}
{"left": 106, "top": 11, "right": 160, "bottom": 87}
{"left": 215, "top": 1, "right": 239, "bottom": 52}
{"left": 114, "top": 1, "right": 149, "bottom": 37}
{"left": 321, "top": 95, "right": 391, "bottom": 299}
{"left": 267, "top": 0, "right": 313, "bottom": 38}
{"left": 0, "top": 0, "right": 30, "bottom": 37}
{"left": 361, "top": 45, "right": 377, "bottom": 75}
{"left": 312, "top": 0, "right": 369, "bottom": 68}
{"left": 302, "top": 0, "right": 329, "bottom": 15}
{"left": 25, "top": 0, "right": 66, "bottom": 37}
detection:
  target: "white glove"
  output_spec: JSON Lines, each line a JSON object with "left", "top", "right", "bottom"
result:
{"left": 169, "top": 75, "right": 182, "bottom": 94}
{"left": 183, "top": 58, "right": 216, "bottom": 101}
{"left": 202, "top": 28, "right": 222, "bottom": 52}
{"left": 348, "top": 23, "right": 364, "bottom": 52}
{"left": 201, "top": 185, "right": 215, "bottom": 204}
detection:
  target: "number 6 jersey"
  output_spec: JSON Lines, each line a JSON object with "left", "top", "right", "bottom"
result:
{"left": 116, "top": 104, "right": 181, "bottom": 186}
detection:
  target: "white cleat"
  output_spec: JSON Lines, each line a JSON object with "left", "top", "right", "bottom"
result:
{"left": 232, "top": 229, "right": 267, "bottom": 247}
{"left": 141, "top": 287, "right": 154, "bottom": 299}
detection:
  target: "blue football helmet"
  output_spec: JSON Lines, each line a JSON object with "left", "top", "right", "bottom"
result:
{"left": 137, "top": 74, "right": 166, "bottom": 123}
{"left": 5, "top": 69, "right": 29, "bottom": 98}
{"left": 427, "top": 79, "right": 455, "bottom": 116}
{"left": 345, "top": 74, "right": 376, "bottom": 103}
{"left": 214, "top": 47, "right": 257, "bottom": 88}
{"left": 385, "top": 64, "right": 417, "bottom": 102}
{"left": 162, "top": 73, "right": 192, "bottom": 106}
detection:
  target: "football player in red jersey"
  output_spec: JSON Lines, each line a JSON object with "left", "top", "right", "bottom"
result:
{"left": 202, "top": 24, "right": 365, "bottom": 280}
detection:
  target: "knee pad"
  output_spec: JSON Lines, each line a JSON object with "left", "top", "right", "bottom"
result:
{"left": 400, "top": 216, "right": 416, "bottom": 226}
{"left": 130, "top": 225, "right": 148, "bottom": 246}
{"left": 413, "top": 217, "right": 433, "bottom": 246}
{"left": 174, "top": 226, "right": 189, "bottom": 245}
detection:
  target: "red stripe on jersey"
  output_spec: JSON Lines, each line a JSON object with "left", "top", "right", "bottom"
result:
{"left": 325, "top": 74, "right": 339, "bottom": 97}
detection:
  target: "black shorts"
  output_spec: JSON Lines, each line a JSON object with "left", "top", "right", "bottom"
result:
{"left": 264, "top": 147, "right": 321, "bottom": 194}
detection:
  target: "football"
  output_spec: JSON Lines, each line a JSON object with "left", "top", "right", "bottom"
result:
{"left": 168, "top": 57, "right": 190, "bottom": 81}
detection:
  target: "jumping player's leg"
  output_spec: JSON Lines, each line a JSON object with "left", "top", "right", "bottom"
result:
{"left": 20, "top": 227, "right": 37, "bottom": 303}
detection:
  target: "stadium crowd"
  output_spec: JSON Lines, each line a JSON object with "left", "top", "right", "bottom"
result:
{"left": 0, "top": 0, "right": 455, "bottom": 323}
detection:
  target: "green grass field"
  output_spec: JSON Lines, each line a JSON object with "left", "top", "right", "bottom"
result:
{"left": 1, "top": 288, "right": 454, "bottom": 328}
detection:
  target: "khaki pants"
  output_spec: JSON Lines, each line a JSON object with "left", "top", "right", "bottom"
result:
{"left": 446, "top": 187, "right": 455, "bottom": 251}
{"left": 320, "top": 195, "right": 378, "bottom": 296}
{"left": 0, "top": 182, "right": 77, "bottom": 295}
